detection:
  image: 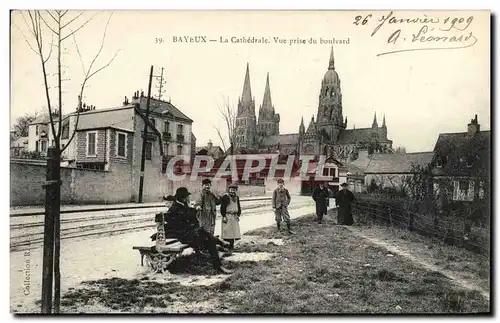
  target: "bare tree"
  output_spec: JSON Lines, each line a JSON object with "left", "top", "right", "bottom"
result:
{"left": 17, "top": 10, "right": 119, "bottom": 313}
{"left": 13, "top": 110, "right": 41, "bottom": 138}
{"left": 214, "top": 97, "right": 240, "bottom": 156}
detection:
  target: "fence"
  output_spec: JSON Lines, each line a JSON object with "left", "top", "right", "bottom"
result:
{"left": 352, "top": 194, "right": 490, "bottom": 255}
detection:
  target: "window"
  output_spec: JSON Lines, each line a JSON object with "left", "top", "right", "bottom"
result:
{"left": 177, "top": 124, "right": 184, "bottom": 136}
{"left": 150, "top": 118, "right": 156, "bottom": 128}
{"left": 145, "top": 142, "right": 152, "bottom": 160}
{"left": 35, "top": 141, "right": 39, "bottom": 152}
{"left": 36, "top": 126, "right": 39, "bottom": 135}
{"left": 62, "top": 125, "right": 69, "bottom": 139}
{"left": 459, "top": 180, "right": 469, "bottom": 191}
{"left": 51, "top": 140, "right": 55, "bottom": 147}
{"left": 330, "top": 168, "right": 336, "bottom": 177}
{"left": 164, "top": 121, "right": 170, "bottom": 132}
{"left": 322, "top": 168, "right": 329, "bottom": 176}
{"left": 41, "top": 140, "right": 47, "bottom": 152}
{"left": 436, "top": 158, "right": 442, "bottom": 168}
{"left": 177, "top": 145, "right": 183, "bottom": 155}
{"left": 117, "top": 132, "right": 127, "bottom": 158}
{"left": 87, "top": 131, "right": 97, "bottom": 156}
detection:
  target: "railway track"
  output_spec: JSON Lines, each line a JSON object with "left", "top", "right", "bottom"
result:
{"left": 11, "top": 200, "right": 303, "bottom": 253}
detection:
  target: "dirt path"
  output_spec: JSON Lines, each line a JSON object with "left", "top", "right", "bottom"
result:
{"left": 345, "top": 225, "right": 490, "bottom": 301}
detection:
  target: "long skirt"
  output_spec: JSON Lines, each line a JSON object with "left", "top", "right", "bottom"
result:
{"left": 221, "top": 214, "right": 241, "bottom": 240}
{"left": 337, "top": 205, "right": 353, "bottom": 225}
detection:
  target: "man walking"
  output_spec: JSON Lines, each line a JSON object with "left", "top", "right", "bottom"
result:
{"left": 272, "top": 178, "right": 293, "bottom": 234}
{"left": 335, "top": 182, "right": 355, "bottom": 225}
{"left": 195, "top": 178, "right": 221, "bottom": 235}
{"left": 312, "top": 183, "right": 329, "bottom": 224}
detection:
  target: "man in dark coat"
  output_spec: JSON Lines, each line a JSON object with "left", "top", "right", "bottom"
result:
{"left": 312, "top": 183, "right": 329, "bottom": 224}
{"left": 335, "top": 182, "right": 355, "bottom": 225}
{"left": 159, "top": 187, "right": 232, "bottom": 274}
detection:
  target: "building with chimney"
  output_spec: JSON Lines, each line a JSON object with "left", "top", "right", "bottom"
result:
{"left": 232, "top": 47, "right": 394, "bottom": 166}
{"left": 430, "top": 114, "right": 490, "bottom": 203}
{"left": 24, "top": 91, "right": 194, "bottom": 203}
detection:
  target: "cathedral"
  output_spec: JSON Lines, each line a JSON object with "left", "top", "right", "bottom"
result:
{"left": 233, "top": 47, "right": 393, "bottom": 164}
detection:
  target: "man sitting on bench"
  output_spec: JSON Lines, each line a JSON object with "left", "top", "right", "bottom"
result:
{"left": 160, "top": 187, "right": 233, "bottom": 274}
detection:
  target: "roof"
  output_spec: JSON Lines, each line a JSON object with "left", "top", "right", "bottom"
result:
{"left": 133, "top": 97, "right": 193, "bottom": 123}
{"left": 431, "top": 130, "right": 490, "bottom": 177}
{"left": 196, "top": 145, "right": 224, "bottom": 156}
{"left": 76, "top": 106, "right": 135, "bottom": 132}
{"left": 262, "top": 133, "right": 300, "bottom": 146}
{"left": 364, "top": 152, "right": 435, "bottom": 174}
{"left": 337, "top": 128, "right": 378, "bottom": 144}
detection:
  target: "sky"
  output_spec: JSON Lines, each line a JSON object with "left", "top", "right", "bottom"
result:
{"left": 10, "top": 10, "right": 490, "bottom": 153}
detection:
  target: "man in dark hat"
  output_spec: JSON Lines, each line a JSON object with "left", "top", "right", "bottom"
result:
{"left": 195, "top": 178, "right": 221, "bottom": 235}
{"left": 160, "top": 187, "right": 233, "bottom": 274}
{"left": 335, "top": 182, "right": 355, "bottom": 225}
{"left": 272, "top": 178, "right": 293, "bottom": 234}
{"left": 312, "top": 182, "right": 330, "bottom": 224}
{"left": 220, "top": 182, "right": 242, "bottom": 252}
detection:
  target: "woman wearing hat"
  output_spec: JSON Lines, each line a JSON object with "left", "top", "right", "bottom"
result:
{"left": 335, "top": 182, "right": 355, "bottom": 225}
{"left": 160, "top": 187, "right": 233, "bottom": 274}
{"left": 220, "top": 183, "right": 242, "bottom": 252}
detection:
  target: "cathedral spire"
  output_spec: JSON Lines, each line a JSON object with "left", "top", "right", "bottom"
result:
{"left": 299, "top": 116, "right": 305, "bottom": 134}
{"left": 382, "top": 114, "right": 386, "bottom": 128}
{"left": 261, "top": 72, "right": 273, "bottom": 111}
{"left": 241, "top": 62, "right": 252, "bottom": 105}
{"left": 372, "top": 112, "right": 378, "bottom": 128}
{"left": 328, "top": 46, "right": 335, "bottom": 70}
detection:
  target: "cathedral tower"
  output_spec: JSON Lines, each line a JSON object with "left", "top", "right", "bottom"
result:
{"left": 315, "top": 47, "right": 346, "bottom": 143}
{"left": 257, "top": 73, "right": 280, "bottom": 137}
{"left": 235, "top": 63, "right": 257, "bottom": 150}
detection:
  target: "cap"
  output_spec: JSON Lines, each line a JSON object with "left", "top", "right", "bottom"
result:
{"left": 174, "top": 187, "right": 191, "bottom": 199}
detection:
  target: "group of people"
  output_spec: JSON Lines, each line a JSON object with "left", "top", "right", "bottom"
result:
{"left": 156, "top": 178, "right": 355, "bottom": 274}
{"left": 312, "top": 182, "right": 355, "bottom": 225}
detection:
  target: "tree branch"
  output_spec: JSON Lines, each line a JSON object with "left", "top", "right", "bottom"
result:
{"left": 60, "top": 14, "right": 96, "bottom": 41}
{"left": 60, "top": 12, "right": 84, "bottom": 30}
{"left": 61, "top": 13, "right": 117, "bottom": 154}
{"left": 46, "top": 10, "right": 58, "bottom": 24}
{"left": 39, "top": 12, "right": 59, "bottom": 35}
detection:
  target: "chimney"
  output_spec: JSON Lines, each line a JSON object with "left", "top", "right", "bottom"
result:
{"left": 467, "top": 114, "right": 480, "bottom": 137}
{"left": 207, "top": 140, "right": 213, "bottom": 149}
{"left": 141, "top": 90, "right": 145, "bottom": 97}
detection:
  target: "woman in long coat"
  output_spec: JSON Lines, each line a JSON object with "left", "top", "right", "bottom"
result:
{"left": 335, "top": 183, "right": 355, "bottom": 225}
{"left": 220, "top": 183, "right": 242, "bottom": 251}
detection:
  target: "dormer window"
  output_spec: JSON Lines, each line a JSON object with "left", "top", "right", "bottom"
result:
{"left": 436, "top": 157, "right": 443, "bottom": 168}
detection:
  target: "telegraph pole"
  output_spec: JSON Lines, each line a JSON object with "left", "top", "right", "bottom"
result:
{"left": 156, "top": 67, "right": 166, "bottom": 101}
{"left": 138, "top": 66, "right": 154, "bottom": 203}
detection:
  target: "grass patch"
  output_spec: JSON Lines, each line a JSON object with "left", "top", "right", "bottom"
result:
{"left": 61, "top": 214, "right": 490, "bottom": 314}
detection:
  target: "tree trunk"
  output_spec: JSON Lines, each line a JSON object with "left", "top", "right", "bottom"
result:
{"left": 53, "top": 147, "right": 61, "bottom": 313}
{"left": 41, "top": 147, "right": 57, "bottom": 313}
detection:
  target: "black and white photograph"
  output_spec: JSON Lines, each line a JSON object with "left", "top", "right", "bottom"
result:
{"left": 8, "top": 9, "right": 491, "bottom": 315}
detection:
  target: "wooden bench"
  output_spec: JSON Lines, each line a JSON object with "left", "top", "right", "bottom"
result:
{"left": 133, "top": 212, "right": 228, "bottom": 274}
{"left": 133, "top": 238, "right": 191, "bottom": 274}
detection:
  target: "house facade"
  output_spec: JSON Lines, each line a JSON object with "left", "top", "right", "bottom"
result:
{"left": 24, "top": 91, "right": 194, "bottom": 202}
{"left": 430, "top": 115, "right": 490, "bottom": 203}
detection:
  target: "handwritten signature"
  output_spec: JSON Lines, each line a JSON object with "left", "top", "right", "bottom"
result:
{"left": 353, "top": 11, "right": 478, "bottom": 56}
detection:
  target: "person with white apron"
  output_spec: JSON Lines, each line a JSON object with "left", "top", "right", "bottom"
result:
{"left": 220, "top": 183, "right": 242, "bottom": 252}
